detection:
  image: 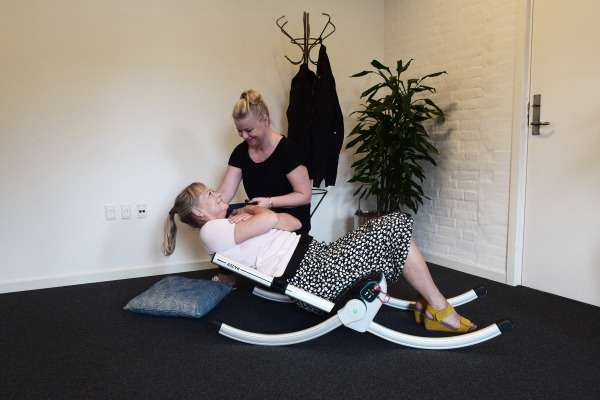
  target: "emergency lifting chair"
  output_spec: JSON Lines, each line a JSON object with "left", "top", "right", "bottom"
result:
{"left": 212, "top": 253, "right": 513, "bottom": 349}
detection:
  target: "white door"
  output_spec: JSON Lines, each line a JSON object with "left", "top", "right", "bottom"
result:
{"left": 522, "top": 0, "right": 600, "bottom": 306}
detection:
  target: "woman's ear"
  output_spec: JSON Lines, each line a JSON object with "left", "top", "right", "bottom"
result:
{"left": 191, "top": 207, "right": 206, "bottom": 220}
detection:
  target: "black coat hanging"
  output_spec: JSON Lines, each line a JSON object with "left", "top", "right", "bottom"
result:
{"left": 277, "top": 13, "right": 343, "bottom": 187}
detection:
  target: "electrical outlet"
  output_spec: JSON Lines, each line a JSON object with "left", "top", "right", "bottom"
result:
{"left": 136, "top": 204, "right": 148, "bottom": 218}
{"left": 121, "top": 205, "right": 131, "bottom": 219}
{"left": 104, "top": 205, "right": 116, "bottom": 221}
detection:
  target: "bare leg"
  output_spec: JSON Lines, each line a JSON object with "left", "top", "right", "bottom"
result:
{"left": 402, "top": 239, "right": 475, "bottom": 330}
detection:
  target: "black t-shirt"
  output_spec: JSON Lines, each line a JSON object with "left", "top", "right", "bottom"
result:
{"left": 228, "top": 136, "right": 311, "bottom": 233}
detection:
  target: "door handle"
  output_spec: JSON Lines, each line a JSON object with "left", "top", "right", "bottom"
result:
{"left": 530, "top": 94, "right": 551, "bottom": 135}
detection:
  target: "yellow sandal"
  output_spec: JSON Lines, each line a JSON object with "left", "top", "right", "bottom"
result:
{"left": 413, "top": 298, "right": 427, "bottom": 324}
{"left": 423, "top": 303, "right": 476, "bottom": 333}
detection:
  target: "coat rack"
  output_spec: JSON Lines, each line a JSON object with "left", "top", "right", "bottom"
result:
{"left": 276, "top": 12, "right": 336, "bottom": 66}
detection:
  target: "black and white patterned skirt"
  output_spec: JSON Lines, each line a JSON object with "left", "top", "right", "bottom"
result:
{"left": 287, "top": 212, "right": 414, "bottom": 312}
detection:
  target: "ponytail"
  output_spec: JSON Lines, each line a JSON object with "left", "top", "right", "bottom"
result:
{"left": 162, "top": 209, "right": 178, "bottom": 256}
{"left": 162, "top": 183, "right": 207, "bottom": 256}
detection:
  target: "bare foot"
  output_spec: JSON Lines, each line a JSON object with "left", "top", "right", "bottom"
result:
{"left": 212, "top": 273, "right": 237, "bottom": 287}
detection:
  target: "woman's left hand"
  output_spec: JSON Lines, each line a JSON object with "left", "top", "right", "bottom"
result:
{"left": 249, "top": 197, "right": 272, "bottom": 208}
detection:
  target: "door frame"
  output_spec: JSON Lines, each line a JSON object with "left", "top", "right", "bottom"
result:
{"left": 506, "top": 0, "right": 534, "bottom": 286}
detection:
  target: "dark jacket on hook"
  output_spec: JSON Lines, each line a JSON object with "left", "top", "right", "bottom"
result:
{"left": 286, "top": 45, "right": 344, "bottom": 187}
{"left": 287, "top": 63, "right": 316, "bottom": 179}
{"left": 311, "top": 45, "right": 344, "bottom": 187}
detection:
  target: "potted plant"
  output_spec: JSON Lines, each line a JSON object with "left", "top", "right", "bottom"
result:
{"left": 347, "top": 59, "right": 445, "bottom": 225}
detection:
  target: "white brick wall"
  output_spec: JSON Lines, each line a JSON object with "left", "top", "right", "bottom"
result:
{"left": 384, "top": 0, "right": 520, "bottom": 282}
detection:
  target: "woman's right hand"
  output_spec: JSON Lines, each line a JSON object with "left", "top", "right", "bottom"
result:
{"left": 228, "top": 209, "right": 253, "bottom": 224}
{"left": 249, "top": 197, "right": 272, "bottom": 208}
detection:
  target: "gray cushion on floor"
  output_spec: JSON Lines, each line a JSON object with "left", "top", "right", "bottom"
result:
{"left": 124, "top": 275, "right": 232, "bottom": 318}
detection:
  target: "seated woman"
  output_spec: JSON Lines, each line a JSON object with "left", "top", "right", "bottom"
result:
{"left": 162, "top": 182, "right": 476, "bottom": 333}
{"left": 214, "top": 89, "right": 312, "bottom": 286}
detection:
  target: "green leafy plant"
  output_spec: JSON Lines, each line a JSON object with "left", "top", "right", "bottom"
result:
{"left": 347, "top": 59, "right": 446, "bottom": 214}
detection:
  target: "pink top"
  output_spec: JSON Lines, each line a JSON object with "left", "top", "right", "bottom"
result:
{"left": 199, "top": 219, "right": 300, "bottom": 277}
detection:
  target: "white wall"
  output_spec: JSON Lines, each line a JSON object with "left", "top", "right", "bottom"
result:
{"left": 1, "top": 0, "right": 527, "bottom": 293}
{"left": 0, "top": 0, "right": 385, "bottom": 292}
{"left": 384, "top": 0, "right": 521, "bottom": 282}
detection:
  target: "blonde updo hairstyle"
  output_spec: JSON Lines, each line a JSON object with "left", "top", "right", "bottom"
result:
{"left": 162, "top": 182, "right": 207, "bottom": 256}
{"left": 232, "top": 89, "right": 270, "bottom": 124}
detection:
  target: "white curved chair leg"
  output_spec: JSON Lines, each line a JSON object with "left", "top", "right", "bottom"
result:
{"left": 218, "top": 315, "right": 343, "bottom": 346}
{"left": 367, "top": 320, "right": 512, "bottom": 350}
{"left": 385, "top": 286, "right": 487, "bottom": 310}
{"left": 252, "top": 287, "right": 294, "bottom": 303}
{"left": 214, "top": 254, "right": 511, "bottom": 349}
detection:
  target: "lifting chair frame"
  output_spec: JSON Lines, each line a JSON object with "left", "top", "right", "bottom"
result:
{"left": 212, "top": 253, "right": 512, "bottom": 349}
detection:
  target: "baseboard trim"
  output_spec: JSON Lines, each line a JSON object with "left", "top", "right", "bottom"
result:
{"left": 422, "top": 252, "right": 507, "bottom": 284}
{"left": 0, "top": 260, "right": 217, "bottom": 294}
{"left": 2, "top": 254, "right": 507, "bottom": 294}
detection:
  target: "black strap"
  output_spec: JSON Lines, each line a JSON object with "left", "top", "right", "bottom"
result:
{"left": 271, "top": 234, "right": 312, "bottom": 292}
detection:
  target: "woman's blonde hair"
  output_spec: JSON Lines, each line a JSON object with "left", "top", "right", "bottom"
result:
{"left": 232, "top": 89, "right": 270, "bottom": 123}
{"left": 162, "top": 182, "right": 207, "bottom": 256}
